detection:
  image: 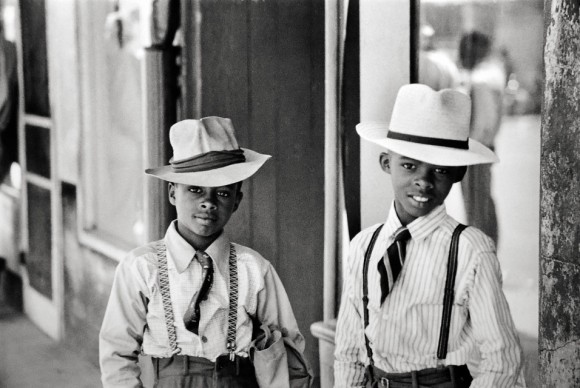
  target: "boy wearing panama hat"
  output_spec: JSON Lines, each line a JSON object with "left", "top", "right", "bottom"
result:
{"left": 99, "top": 117, "right": 307, "bottom": 387}
{"left": 334, "top": 84, "right": 525, "bottom": 387}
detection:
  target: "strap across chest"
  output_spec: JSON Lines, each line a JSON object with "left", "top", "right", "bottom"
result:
{"left": 155, "top": 241, "right": 239, "bottom": 360}
{"left": 361, "top": 224, "right": 467, "bottom": 372}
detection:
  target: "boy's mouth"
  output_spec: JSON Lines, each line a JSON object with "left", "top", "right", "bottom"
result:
{"left": 411, "top": 194, "right": 430, "bottom": 203}
{"left": 195, "top": 214, "right": 217, "bottom": 224}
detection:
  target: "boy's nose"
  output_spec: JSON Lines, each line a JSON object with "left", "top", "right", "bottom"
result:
{"left": 414, "top": 174, "right": 434, "bottom": 190}
{"left": 200, "top": 200, "right": 217, "bottom": 210}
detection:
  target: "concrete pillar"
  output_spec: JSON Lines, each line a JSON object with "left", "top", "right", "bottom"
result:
{"left": 540, "top": 0, "right": 580, "bottom": 386}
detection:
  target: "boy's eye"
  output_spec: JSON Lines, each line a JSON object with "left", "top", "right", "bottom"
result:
{"left": 188, "top": 186, "right": 202, "bottom": 194}
{"left": 402, "top": 163, "right": 415, "bottom": 170}
{"left": 435, "top": 168, "right": 449, "bottom": 175}
{"left": 217, "top": 191, "right": 230, "bottom": 198}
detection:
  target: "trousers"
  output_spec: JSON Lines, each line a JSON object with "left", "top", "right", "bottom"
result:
{"left": 152, "top": 354, "right": 259, "bottom": 388}
{"left": 365, "top": 364, "right": 472, "bottom": 388}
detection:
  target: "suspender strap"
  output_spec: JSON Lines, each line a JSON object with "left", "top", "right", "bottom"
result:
{"left": 156, "top": 242, "right": 238, "bottom": 358}
{"left": 226, "top": 244, "right": 238, "bottom": 361}
{"left": 436, "top": 224, "right": 467, "bottom": 360}
{"left": 156, "top": 241, "right": 180, "bottom": 354}
{"left": 362, "top": 224, "right": 384, "bottom": 375}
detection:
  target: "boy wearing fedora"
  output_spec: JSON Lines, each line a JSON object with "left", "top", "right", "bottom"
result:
{"left": 334, "top": 84, "right": 524, "bottom": 387}
{"left": 100, "top": 117, "right": 306, "bottom": 387}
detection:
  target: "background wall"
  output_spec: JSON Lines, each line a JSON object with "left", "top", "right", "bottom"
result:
{"left": 359, "top": 0, "right": 409, "bottom": 229}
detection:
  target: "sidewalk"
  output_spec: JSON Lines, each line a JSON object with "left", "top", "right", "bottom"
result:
{"left": 0, "top": 303, "right": 101, "bottom": 388}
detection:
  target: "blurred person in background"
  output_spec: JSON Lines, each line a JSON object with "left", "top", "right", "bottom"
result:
{"left": 457, "top": 31, "right": 506, "bottom": 245}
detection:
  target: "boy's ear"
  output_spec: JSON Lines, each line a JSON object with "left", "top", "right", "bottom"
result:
{"left": 379, "top": 152, "right": 391, "bottom": 174}
{"left": 453, "top": 166, "right": 468, "bottom": 183}
{"left": 168, "top": 183, "right": 176, "bottom": 205}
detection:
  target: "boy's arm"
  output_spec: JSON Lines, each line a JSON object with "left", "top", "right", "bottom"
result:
{"left": 469, "top": 250, "right": 525, "bottom": 388}
{"left": 255, "top": 262, "right": 304, "bottom": 350}
{"left": 334, "top": 235, "right": 367, "bottom": 387}
{"left": 99, "top": 256, "right": 148, "bottom": 388}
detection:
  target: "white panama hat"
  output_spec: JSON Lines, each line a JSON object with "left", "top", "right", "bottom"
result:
{"left": 145, "top": 117, "right": 271, "bottom": 186}
{"left": 356, "top": 84, "right": 498, "bottom": 166}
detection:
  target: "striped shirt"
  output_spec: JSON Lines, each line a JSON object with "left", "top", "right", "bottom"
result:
{"left": 334, "top": 203, "right": 525, "bottom": 387}
{"left": 99, "top": 221, "right": 304, "bottom": 388}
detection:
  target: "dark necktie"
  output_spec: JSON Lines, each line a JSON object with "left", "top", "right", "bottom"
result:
{"left": 183, "top": 250, "right": 214, "bottom": 334}
{"left": 377, "top": 227, "right": 411, "bottom": 304}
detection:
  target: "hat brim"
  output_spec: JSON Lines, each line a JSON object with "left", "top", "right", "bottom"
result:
{"left": 145, "top": 148, "right": 271, "bottom": 187}
{"left": 357, "top": 122, "right": 498, "bottom": 166}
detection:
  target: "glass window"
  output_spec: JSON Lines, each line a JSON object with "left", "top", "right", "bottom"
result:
{"left": 79, "top": 0, "right": 145, "bottom": 249}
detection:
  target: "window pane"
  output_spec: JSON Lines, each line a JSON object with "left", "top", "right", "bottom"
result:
{"left": 91, "top": 0, "right": 144, "bottom": 246}
{"left": 27, "top": 182, "right": 52, "bottom": 298}
{"left": 25, "top": 124, "right": 50, "bottom": 178}
{"left": 20, "top": 0, "right": 50, "bottom": 117}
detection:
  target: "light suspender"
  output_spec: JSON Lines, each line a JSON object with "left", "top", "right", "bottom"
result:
{"left": 156, "top": 242, "right": 239, "bottom": 359}
{"left": 362, "top": 224, "right": 466, "bottom": 371}
{"left": 155, "top": 241, "right": 180, "bottom": 354}
{"left": 226, "top": 243, "right": 238, "bottom": 361}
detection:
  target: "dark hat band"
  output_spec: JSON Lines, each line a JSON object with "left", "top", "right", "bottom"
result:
{"left": 387, "top": 130, "right": 469, "bottom": 150}
{"left": 171, "top": 149, "right": 246, "bottom": 173}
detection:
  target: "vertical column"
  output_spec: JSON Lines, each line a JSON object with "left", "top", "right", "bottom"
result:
{"left": 540, "top": 0, "right": 580, "bottom": 386}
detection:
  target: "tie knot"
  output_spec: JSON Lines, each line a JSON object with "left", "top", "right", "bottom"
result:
{"left": 393, "top": 227, "right": 411, "bottom": 242}
{"left": 195, "top": 251, "right": 212, "bottom": 268}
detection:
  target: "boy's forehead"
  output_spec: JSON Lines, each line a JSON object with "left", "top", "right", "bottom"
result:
{"left": 389, "top": 150, "right": 454, "bottom": 169}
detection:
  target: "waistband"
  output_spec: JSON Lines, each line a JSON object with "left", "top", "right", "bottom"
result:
{"left": 365, "top": 364, "right": 472, "bottom": 388}
{"left": 152, "top": 354, "right": 255, "bottom": 379}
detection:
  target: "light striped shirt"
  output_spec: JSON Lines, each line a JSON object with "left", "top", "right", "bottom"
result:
{"left": 334, "top": 203, "right": 525, "bottom": 388}
{"left": 100, "top": 221, "right": 303, "bottom": 388}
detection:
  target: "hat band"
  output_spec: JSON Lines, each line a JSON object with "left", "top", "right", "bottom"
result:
{"left": 387, "top": 130, "right": 469, "bottom": 150}
{"left": 171, "top": 149, "right": 246, "bottom": 173}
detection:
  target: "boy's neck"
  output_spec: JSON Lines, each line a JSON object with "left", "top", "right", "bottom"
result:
{"left": 393, "top": 202, "right": 410, "bottom": 227}
{"left": 175, "top": 223, "right": 222, "bottom": 252}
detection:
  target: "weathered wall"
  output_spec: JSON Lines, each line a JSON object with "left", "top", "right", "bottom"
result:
{"left": 62, "top": 183, "right": 113, "bottom": 367}
{"left": 540, "top": 0, "right": 580, "bottom": 386}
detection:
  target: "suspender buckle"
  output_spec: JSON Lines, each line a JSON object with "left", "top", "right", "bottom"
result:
{"left": 378, "top": 377, "right": 390, "bottom": 388}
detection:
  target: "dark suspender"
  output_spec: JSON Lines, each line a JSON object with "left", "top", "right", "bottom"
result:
{"left": 362, "top": 223, "right": 467, "bottom": 372}
{"left": 362, "top": 224, "right": 384, "bottom": 382}
{"left": 437, "top": 224, "right": 467, "bottom": 359}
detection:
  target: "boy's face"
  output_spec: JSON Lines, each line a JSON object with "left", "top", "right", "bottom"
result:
{"left": 168, "top": 182, "right": 243, "bottom": 250}
{"left": 380, "top": 151, "right": 465, "bottom": 226}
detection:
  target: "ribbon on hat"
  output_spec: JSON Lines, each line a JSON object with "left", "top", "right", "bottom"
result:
{"left": 171, "top": 149, "right": 246, "bottom": 173}
{"left": 387, "top": 130, "right": 469, "bottom": 150}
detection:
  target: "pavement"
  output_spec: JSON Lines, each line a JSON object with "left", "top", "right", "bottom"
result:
{"left": 0, "top": 115, "right": 541, "bottom": 387}
{"left": 0, "top": 303, "right": 101, "bottom": 388}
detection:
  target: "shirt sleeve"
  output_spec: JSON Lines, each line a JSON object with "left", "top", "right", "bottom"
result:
{"left": 334, "top": 234, "right": 368, "bottom": 387}
{"left": 99, "top": 255, "right": 149, "bottom": 388}
{"left": 255, "top": 262, "right": 305, "bottom": 352}
{"left": 468, "top": 250, "right": 525, "bottom": 388}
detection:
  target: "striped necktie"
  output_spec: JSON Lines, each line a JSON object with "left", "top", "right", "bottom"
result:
{"left": 377, "top": 227, "right": 411, "bottom": 304}
{"left": 183, "top": 250, "right": 214, "bottom": 334}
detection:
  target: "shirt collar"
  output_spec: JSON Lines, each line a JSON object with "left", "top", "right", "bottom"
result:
{"left": 165, "top": 221, "right": 231, "bottom": 274}
{"left": 384, "top": 202, "right": 448, "bottom": 242}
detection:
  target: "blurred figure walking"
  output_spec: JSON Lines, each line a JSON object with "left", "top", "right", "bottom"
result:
{"left": 457, "top": 31, "right": 506, "bottom": 245}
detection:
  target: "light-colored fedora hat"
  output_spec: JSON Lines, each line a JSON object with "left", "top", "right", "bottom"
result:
{"left": 145, "top": 117, "right": 271, "bottom": 186}
{"left": 356, "top": 84, "right": 498, "bottom": 166}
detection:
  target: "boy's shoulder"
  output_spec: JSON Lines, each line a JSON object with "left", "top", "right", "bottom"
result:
{"left": 118, "top": 239, "right": 162, "bottom": 270}
{"left": 231, "top": 241, "right": 271, "bottom": 268}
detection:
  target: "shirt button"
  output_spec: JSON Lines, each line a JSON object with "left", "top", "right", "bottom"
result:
{"left": 201, "top": 336, "right": 208, "bottom": 343}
